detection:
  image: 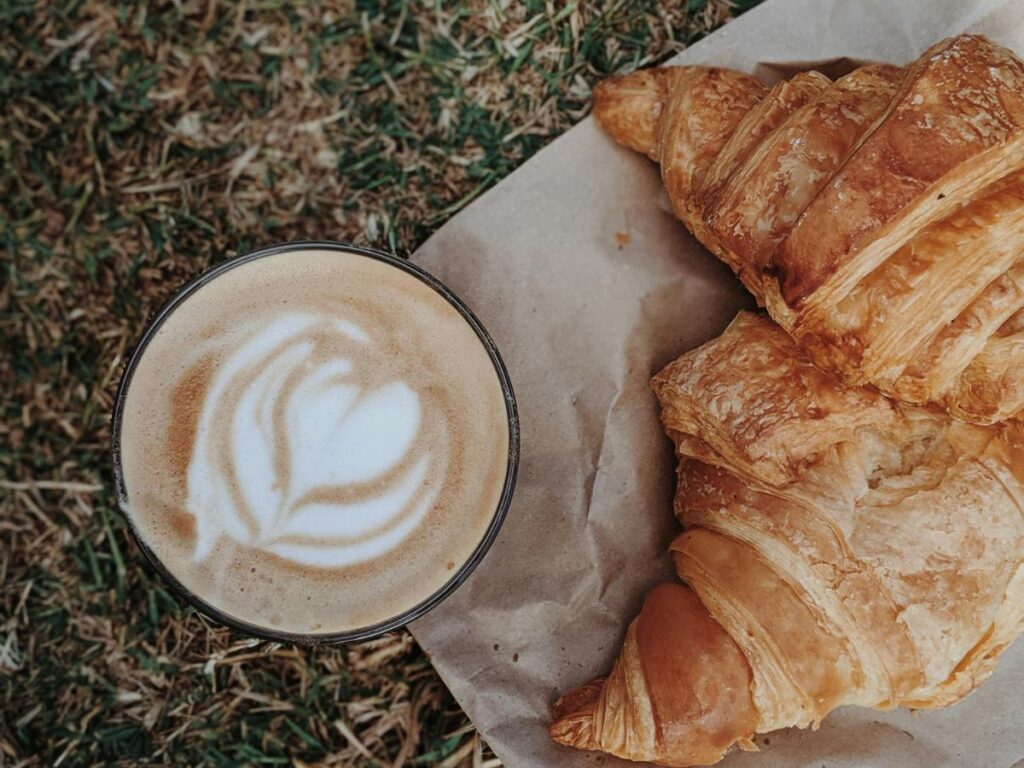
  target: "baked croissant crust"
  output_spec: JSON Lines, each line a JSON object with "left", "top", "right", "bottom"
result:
{"left": 550, "top": 312, "right": 1024, "bottom": 766}
{"left": 593, "top": 34, "right": 1024, "bottom": 425}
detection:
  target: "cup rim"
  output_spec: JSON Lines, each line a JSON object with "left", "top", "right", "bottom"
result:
{"left": 111, "top": 240, "right": 520, "bottom": 646}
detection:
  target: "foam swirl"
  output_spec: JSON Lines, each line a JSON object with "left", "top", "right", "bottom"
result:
{"left": 186, "top": 312, "right": 443, "bottom": 568}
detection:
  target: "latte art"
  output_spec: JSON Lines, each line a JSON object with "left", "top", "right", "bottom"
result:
{"left": 187, "top": 312, "right": 445, "bottom": 568}
{"left": 116, "top": 246, "right": 512, "bottom": 635}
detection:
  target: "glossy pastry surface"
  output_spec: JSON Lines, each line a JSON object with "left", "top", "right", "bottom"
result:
{"left": 551, "top": 313, "right": 1024, "bottom": 766}
{"left": 593, "top": 34, "right": 1024, "bottom": 424}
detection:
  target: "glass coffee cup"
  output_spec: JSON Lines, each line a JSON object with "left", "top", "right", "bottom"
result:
{"left": 111, "top": 241, "right": 518, "bottom": 644}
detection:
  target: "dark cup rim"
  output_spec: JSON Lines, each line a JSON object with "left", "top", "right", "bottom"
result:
{"left": 111, "top": 240, "right": 519, "bottom": 646}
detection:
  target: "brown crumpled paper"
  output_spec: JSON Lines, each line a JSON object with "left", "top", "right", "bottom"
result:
{"left": 408, "top": 0, "right": 1024, "bottom": 765}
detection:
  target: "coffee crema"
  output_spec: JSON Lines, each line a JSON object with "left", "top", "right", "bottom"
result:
{"left": 117, "top": 246, "right": 511, "bottom": 635}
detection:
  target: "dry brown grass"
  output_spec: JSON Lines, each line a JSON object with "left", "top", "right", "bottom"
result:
{"left": 0, "top": 1, "right": 755, "bottom": 764}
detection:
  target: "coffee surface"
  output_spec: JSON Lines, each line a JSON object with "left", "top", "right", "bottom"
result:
{"left": 118, "top": 247, "right": 510, "bottom": 634}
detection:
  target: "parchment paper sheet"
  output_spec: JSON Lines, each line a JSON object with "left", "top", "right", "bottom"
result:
{"left": 409, "top": 1, "right": 1024, "bottom": 765}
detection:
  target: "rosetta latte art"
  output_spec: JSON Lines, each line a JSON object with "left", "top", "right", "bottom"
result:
{"left": 118, "top": 246, "right": 510, "bottom": 634}
{"left": 186, "top": 312, "right": 444, "bottom": 568}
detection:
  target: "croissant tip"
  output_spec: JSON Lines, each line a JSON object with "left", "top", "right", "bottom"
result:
{"left": 551, "top": 676, "right": 605, "bottom": 721}
{"left": 549, "top": 677, "right": 606, "bottom": 749}
{"left": 592, "top": 76, "right": 615, "bottom": 99}
{"left": 548, "top": 715, "right": 591, "bottom": 748}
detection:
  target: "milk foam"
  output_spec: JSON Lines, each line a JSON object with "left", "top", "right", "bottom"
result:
{"left": 187, "top": 312, "right": 441, "bottom": 568}
{"left": 117, "top": 247, "right": 511, "bottom": 634}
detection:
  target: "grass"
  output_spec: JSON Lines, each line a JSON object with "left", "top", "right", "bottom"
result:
{"left": 0, "top": 1, "right": 760, "bottom": 765}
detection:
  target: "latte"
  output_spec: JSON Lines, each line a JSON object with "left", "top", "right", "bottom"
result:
{"left": 115, "top": 244, "right": 514, "bottom": 637}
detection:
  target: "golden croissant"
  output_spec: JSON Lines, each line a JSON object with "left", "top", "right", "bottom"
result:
{"left": 593, "top": 34, "right": 1024, "bottom": 425}
{"left": 550, "top": 312, "right": 1024, "bottom": 766}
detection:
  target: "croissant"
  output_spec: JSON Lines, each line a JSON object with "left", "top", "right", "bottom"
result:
{"left": 550, "top": 312, "right": 1024, "bottom": 766}
{"left": 593, "top": 34, "right": 1024, "bottom": 425}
